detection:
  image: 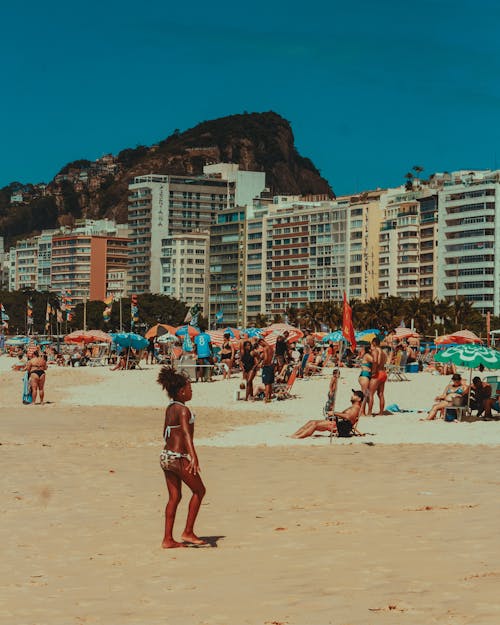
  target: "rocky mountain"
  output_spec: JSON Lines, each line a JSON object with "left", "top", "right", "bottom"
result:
{"left": 0, "top": 111, "right": 334, "bottom": 244}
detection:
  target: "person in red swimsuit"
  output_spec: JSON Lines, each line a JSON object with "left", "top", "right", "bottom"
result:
{"left": 368, "top": 337, "right": 387, "bottom": 416}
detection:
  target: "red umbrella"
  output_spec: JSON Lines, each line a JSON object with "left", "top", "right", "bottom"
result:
{"left": 64, "top": 330, "right": 111, "bottom": 344}
{"left": 394, "top": 327, "right": 421, "bottom": 340}
{"left": 436, "top": 330, "right": 482, "bottom": 345}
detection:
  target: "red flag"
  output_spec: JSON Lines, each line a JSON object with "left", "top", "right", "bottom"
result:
{"left": 342, "top": 292, "right": 356, "bottom": 351}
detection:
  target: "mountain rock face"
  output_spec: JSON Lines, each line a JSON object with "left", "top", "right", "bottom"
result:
{"left": 0, "top": 111, "right": 334, "bottom": 242}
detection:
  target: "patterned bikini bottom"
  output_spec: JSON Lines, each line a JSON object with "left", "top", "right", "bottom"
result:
{"left": 160, "top": 449, "right": 189, "bottom": 475}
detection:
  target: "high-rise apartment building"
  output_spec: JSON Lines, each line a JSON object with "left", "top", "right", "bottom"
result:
{"left": 209, "top": 207, "right": 247, "bottom": 327}
{"left": 437, "top": 170, "right": 500, "bottom": 315}
{"left": 128, "top": 165, "right": 266, "bottom": 295}
{"left": 51, "top": 234, "right": 129, "bottom": 304}
{"left": 160, "top": 232, "right": 209, "bottom": 313}
{"left": 378, "top": 187, "right": 437, "bottom": 300}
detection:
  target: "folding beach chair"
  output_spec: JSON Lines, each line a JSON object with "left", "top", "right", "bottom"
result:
{"left": 273, "top": 365, "right": 299, "bottom": 399}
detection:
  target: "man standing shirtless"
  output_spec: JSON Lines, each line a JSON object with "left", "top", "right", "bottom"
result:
{"left": 258, "top": 338, "right": 275, "bottom": 403}
{"left": 368, "top": 336, "right": 387, "bottom": 416}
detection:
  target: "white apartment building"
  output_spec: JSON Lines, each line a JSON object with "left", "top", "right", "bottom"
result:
{"left": 160, "top": 233, "right": 209, "bottom": 312}
{"left": 378, "top": 187, "right": 437, "bottom": 300}
{"left": 437, "top": 170, "right": 500, "bottom": 315}
{"left": 239, "top": 193, "right": 381, "bottom": 323}
{"left": 128, "top": 166, "right": 266, "bottom": 295}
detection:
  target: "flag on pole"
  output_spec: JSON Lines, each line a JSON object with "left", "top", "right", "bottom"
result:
{"left": 61, "top": 290, "right": 74, "bottom": 321}
{"left": 103, "top": 295, "right": 113, "bottom": 323}
{"left": 45, "top": 301, "right": 52, "bottom": 331}
{"left": 131, "top": 294, "right": 139, "bottom": 328}
{"left": 185, "top": 303, "right": 201, "bottom": 329}
{"left": 27, "top": 299, "right": 34, "bottom": 326}
{"left": 0, "top": 303, "right": 9, "bottom": 329}
{"left": 342, "top": 292, "right": 356, "bottom": 351}
{"left": 215, "top": 310, "right": 224, "bottom": 323}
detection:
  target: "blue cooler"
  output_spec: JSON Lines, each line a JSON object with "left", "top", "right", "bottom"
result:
{"left": 406, "top": 362, "right": 419, "bottom": 373}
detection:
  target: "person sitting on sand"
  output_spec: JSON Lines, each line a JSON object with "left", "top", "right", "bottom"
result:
{"left": 422, "top": 373, "right": 469, "bottom": 420}
{"left": 158, "top": 366, "right": 206, "bottom": 549}
{"left": 469, "top": 377, "right": 492, "bottom": 418}
{"left": 291, "top": 389, "right": 364, "bottom": 438}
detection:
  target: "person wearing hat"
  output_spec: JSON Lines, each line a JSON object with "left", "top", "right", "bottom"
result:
{"left": 291, "top": 389, "right": 364, "bottom": 438}
{"left": 422, "top": 373, "right": 469, "bottom": 420}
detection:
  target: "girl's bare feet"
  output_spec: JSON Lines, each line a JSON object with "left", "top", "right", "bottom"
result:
{"left": 181, "top": 532, "right": 208, "bottom": 545}
{"left": 161, "top": 539, "right": 187, "bottom": 549}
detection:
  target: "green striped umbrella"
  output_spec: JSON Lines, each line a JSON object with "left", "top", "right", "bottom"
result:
{"left": 435, "top": 345, "right": 500, "bottom": 369}
{"left": 435, "top": 345, "right": 500, "bottom": 410}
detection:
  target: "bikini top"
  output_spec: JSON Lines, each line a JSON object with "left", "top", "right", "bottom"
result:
{"left": 446, "top": 386, "right": 464, "bottom": 395}
{"left": 163, "top": 400, "right": 195, "bottom": 440}
{"left": 361, "top": 360, "right": 372, "bottom": 369}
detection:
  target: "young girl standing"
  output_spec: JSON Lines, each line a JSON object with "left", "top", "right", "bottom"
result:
{"left": 158, "top": 367, "right": 206, "bottom": 548}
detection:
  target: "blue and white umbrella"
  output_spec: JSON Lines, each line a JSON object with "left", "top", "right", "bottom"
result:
{"left": 322, "top": 331, "right": 343, "bottom": 343}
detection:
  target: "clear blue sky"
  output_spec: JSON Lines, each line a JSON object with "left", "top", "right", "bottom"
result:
{"left": 2, "top": 0, "right": 500, "bottom": 195}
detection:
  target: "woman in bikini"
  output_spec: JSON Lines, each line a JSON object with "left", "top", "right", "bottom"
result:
{"left": 219, "top": 333, "right": 235, "bottom": 380}
{"left": 158, "top": 366, "right": 206, "bottom": 548}
{"left": 358, "top": 345, "right": 373, "bottom": 415}
{"left": 240, "top": 340, "right": 258, "bottom": 401}
{"left": 26, "top": 351, "right": 48, "bottom": 404}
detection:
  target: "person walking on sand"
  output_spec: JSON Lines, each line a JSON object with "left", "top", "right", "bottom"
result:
{"left": 158, "top": 366, "right": 207, "bottom": 548}
{"left": 241, "top": 340, "right": 258, "bottom": 401}
{"left": 258, "top": 338, "right": 275, "bottom": 403}
{"left": 26, "top": 350, "right": 48, "bottom": 404}
{"left": 367, "top": 337, "right": 387, "bottom": 416}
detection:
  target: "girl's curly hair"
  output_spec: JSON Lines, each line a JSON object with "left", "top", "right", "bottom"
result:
{"left": 157, "top": 366, "right": 189, "bottom": 398}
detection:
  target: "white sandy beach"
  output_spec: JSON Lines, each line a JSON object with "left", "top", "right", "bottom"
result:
{"left": 1, "top": 355, "right": 500, "bottom": 624}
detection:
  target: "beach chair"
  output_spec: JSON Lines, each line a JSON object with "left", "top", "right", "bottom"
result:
{"left": 273, "top": 366, "right": 299, "bottom": 399}
{"left": 87, "top": 343, "right": 110, "bottom": 367}
{"left": 386, "top": 364, "right": 409, "bottom": 381}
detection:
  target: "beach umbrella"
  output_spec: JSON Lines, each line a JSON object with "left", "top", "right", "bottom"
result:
{"left": 145, "top": 323, "right": 176, "bottom": 339}
{"left": 241, "top": 328, "right": 263, "bottom": 338}
{"left": 263, "top": 323, "right": 304, "bottom": 345}
{"left": 5, "top": 335, "right": 31, "bottom": 346}
{"left": 156, "top": 333, "right": 177, "bottom": 344}
{"left": 110, "top": 332, "right": 148, "bottom": 350}
{"left": 394, "top": 327, "right": 421, "bottom": 340}
{"left": 64, "top": 330, "right": 111, "bottom": 344}
{"left": 434, "top": 344, "right": 500, "bottom": 369}
{"left": 321, "top": 331, "right": 343, "bottom": 343}
{"left": 450, "top": 330, "right": 482, "bottom": 344}
{"left": 222, "top": 327, "right": 240, "bottom": 339}
{"left": 175, "top": 325, "right": 200, "bottom": 338}
{"left": 355, "top": 329, "right": 380, "bottom": 342}
{"left": 207, "top": 329, "right": 239, "bottom": 347}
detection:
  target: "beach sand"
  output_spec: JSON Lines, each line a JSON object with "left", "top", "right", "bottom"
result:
{"left": 1, "top": 357, "right": 500, "bottom": 624}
